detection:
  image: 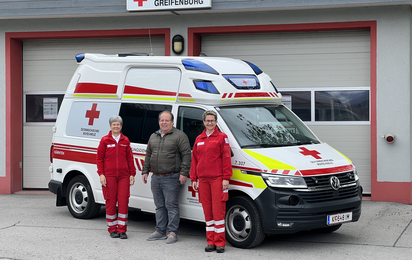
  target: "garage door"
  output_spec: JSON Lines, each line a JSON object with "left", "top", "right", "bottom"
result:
{"left": 201, "top": 30, "right": 371, "bottom": 193}
{"left": 23, "top": 37, "right": 165, "bottom": 189}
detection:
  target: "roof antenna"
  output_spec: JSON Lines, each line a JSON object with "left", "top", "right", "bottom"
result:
{"left": 148, "top": 29, "right": 154, "bottom": 56}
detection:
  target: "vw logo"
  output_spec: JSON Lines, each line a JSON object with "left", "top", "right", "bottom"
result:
{"left": 330, "top": 176, "right": 340, "bottom": 190}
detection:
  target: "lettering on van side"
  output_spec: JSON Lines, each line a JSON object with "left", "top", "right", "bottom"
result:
{"left": 81, "top": 128, "right": 100, "bottom": 137}
{"left": 132, "top": 147, "right": 146, "bottom": 154}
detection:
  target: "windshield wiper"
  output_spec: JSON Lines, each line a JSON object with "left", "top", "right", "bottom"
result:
{"left": 241, "top": 143, "right": 287, "bottom": 149}
{"left": 288, "top": 141, "right": 313, "bottom": 146}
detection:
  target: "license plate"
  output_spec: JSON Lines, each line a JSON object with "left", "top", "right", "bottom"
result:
{"left": 327, "top": 212, "right": 352, "bottom": 225}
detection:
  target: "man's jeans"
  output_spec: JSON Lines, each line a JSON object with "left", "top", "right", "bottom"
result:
{"left": 151, "top": 173, "right": 181, "bottom": 235}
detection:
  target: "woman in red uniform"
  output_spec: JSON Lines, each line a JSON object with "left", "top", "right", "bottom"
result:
{"left": 190, "top": 110, "right": 232, "bottom": 253}
{"left": 97, "top": 115, "right": 136, "bottom": 239}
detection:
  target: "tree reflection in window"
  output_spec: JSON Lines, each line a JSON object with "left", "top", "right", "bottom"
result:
{"left": 237, "top": 113, "right": 295, "bottom": 147}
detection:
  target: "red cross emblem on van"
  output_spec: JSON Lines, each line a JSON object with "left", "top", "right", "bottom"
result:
{"left": 299, "top": 147, "right": 322, "bottom": 159}
{"left": 85, "top": 103, "right": 100, "bottom": 126}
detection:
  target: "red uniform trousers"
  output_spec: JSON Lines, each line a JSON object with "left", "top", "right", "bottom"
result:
{"left": 102, "top": 175, "right": 130, "bottom": 233}
{"left": 199, "top": 177, "right": 228, "bottom": 247}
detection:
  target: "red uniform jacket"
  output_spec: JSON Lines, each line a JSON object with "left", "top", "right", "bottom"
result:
{"left": 96, "top": 132, "right": 136, "bottom": 177}
{"left": 190, "top": 127, "right": 232, "bottom": 182}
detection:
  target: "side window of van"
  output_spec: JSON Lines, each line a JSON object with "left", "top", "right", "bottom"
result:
{"left": 119, "top": 103, "right": 172, "bottom": 144}
{"left": 177, "top": 106, "right": 205, "bottom": 149}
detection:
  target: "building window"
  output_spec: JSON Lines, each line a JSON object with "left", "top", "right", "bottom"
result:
{"left": 315, "top": 90, "right": 369, "bottom": 121}
{"left": 25, "top": 94, "right": 64, "bottom": 123}
{"left": 281, "top": 88, "right": 369, "bottom": 123}
{"left": 281, "top": 91, "right": 311, "bottom": 121}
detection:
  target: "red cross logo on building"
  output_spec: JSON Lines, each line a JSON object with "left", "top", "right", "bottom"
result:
{"left": 188, "top": 186, "right": 197, "bottom": 197}
{"left": 299, "top": 147, "right": 322, "bottom": 159}
{"left": 85, "top": 103, "right": 100, "bottom": 126}
{"left": 134, "top": 0, "right": 147, "bottom": 6}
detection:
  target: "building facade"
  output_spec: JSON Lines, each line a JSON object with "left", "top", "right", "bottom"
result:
{"left": 0, "top": 0, "right": 411, "bottom": 203}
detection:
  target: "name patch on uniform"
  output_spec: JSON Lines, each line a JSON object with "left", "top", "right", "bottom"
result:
{"left": 225, "top": 138, "right": 229, "bottom": 144}
{"left": 197, "top": 142, "right": 205, "bottom": 146}
{"left": 107, "top": 144, "right": 115, "bottom": 148}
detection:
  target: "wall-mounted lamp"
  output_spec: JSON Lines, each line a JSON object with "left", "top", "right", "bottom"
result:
{"left": 384, "top": 133, "right": 395, "bottom": 143}
{"left": 172, "top": 34, "right": 184, "bottom": 55}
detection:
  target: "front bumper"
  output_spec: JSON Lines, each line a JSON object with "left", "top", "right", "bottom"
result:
{"left": 254, "top": 183, "right": 362, "bottom": 235}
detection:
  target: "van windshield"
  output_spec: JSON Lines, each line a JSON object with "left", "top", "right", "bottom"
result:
{"left": 218, "top": 105, "right": 320, "bottom": 148}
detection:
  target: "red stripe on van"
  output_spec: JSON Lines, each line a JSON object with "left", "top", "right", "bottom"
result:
{"left": 124, "top": 85, "right": 177, "bottom": 96}
{"left": 52, "top": 148, "right": 96, "bottom": 164}
{"left": 53, "top": 143, "right": 97, "bottom": 152}
{"left": 74, "top": 82, "right": 118, "bottom": 94}
{"left": 234, "top": 92, "right": 271, "bottom": 98}
{"left": 229, "top": 179, "right": 254, "bottom": 188}
{"left": 178, "top": 93, "right": 192, "bottom": 97}
{"left": 134, "top": 158, "right": 142, "bottom": 171}
{"left": 299, "top": 165, "right": 354, "bottom": 176}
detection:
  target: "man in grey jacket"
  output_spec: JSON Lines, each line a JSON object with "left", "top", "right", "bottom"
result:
{"left": 142, "top": 110, "right": 191, "bottom": 244}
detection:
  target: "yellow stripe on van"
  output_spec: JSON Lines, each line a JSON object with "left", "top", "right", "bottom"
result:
{"left": 73, "top": 94, "right": 118, "bottom": 98}
{"left": 243, "top": 149, "right": 296, "bottom": 170}
{"left": 178, "top": 98, "right": 195, "bottom": 102}
{"left": 122, "top": 96, "right": 176, "bottom": 101}
{"left": 231, "top": 169, "right": 267, "bottom": 190}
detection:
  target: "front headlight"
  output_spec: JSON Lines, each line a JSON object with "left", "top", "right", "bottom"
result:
{"left": 349, "top": 166, "right": 359, "bottom": 181}
{"left": 262, "top": 173, "right": 307, "bottom": 188}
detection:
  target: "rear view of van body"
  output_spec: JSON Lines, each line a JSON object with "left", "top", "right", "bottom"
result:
{"left": 49, "top": 53, "right": 362, "bottom": 248}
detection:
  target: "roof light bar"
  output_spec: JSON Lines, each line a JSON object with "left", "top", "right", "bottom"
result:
{"left": 243, "top": 60, "right": 263, "bottom": 75}
{"left": 224, "top": 75, "right": 260, "bottom": 90}
{"left": 182, "top": 59, "right": 219, "bottom": 75}
{"left": 75, "top": 53, "right": 85, "bottom": 63}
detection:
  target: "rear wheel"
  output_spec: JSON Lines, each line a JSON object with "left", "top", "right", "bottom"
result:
{"left": 225, "top": 196, "right": 265, "bottom": 248}
{"left": 66, "top": 175, "right": 101, "bottom": 219}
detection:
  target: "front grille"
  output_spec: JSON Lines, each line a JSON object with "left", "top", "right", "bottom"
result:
{"left": 295, "top": 171, "right": 359, "bottom": 203}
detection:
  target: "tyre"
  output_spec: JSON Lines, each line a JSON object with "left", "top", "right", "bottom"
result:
{"left": 66, "top": 175, "right": 101, "bottom": 219}
{"left": 313, "top": 224, "right": 342, "bottom": 233}
{"left": 225, "top": 196, "right": 265, "bottom": 248}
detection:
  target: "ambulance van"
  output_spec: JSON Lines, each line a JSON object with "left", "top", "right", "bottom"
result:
{"left": 48, "top": 53, "right": 362, "bottom": 248}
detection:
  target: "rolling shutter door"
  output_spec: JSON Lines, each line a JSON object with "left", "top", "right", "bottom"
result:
{"left": 201, "top": 31, "right": 371, "bottom": 193}
{"left": 23, "top": 37, "right": 165, "bottom": 188}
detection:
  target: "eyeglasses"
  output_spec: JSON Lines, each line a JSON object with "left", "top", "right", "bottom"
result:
{"left": 204, "top": 120, "right": 216, "bottom": 123}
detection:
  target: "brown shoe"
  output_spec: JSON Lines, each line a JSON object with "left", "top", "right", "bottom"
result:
{"left": 205, "top": 244, "right": 216, "bottom": 252}
{"left": 216, "top": 246, "right": 225, "bottom": 253}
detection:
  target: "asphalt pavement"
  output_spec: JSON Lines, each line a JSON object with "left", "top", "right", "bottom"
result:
{"left": 1, "top": 192, "right": 412, "bottom": 260}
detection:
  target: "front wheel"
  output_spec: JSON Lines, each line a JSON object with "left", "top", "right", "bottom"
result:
{"left": 225, "top": 196, "right": 266, "bottom": 248}
{"left": 66, "top": 175, "right": 101, "bottom": 219}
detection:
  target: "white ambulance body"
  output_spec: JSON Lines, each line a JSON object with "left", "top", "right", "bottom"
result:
{"left": 49, "top": 53, "right": 362, "bottom": 248}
